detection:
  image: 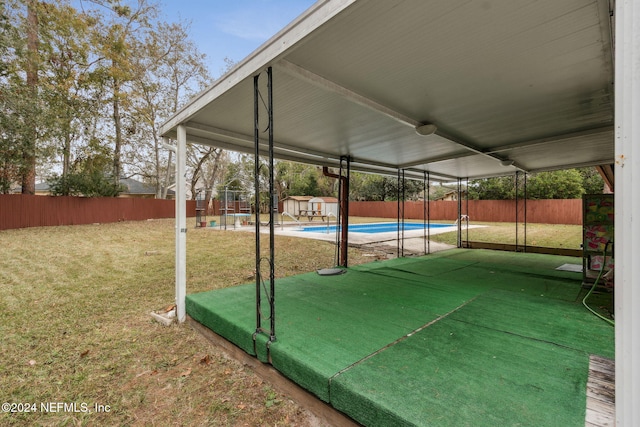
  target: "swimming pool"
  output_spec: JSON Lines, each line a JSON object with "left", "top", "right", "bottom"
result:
{"left": 300, "top": 222, "right": 452, "bottom": 234}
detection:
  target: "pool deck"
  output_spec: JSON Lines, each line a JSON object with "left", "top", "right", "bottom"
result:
{"left": 224, "top": 221, "right": 482, "bottom": 251}
{"left": 187, "top": 249, "right": 614, "bottom": 426}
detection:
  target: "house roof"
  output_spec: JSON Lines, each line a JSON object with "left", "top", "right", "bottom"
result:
{"left": 160, "top": 0, "right": 614, "bottom": 182}
{"left": 120, "top": 178, "right": 156, "bottom": 195}
{"left": 35, "top": 178, "right": 173, "bottom": 196}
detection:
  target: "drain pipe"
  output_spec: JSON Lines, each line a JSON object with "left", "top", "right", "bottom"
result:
{"left": 323, "top": 165, "right": 349, "bottom": 267}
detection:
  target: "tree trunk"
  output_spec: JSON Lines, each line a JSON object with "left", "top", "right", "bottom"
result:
{"left": 62, "top": 122, "right": 71, "bottom": 179}
{"left": 22, "top": 0, "right": 38, "bottom": 195}
{"left": 204, "top": 149, "right": 224, "bottom": 213}
{"left": 112, "top": 75, "right": 122, "bottom": 184}
{"left": 162, "top": 150, "right": 172, "bottom": 199}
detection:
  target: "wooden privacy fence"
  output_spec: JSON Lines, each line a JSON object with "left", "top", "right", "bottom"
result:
{"left": 0, "top": 196, "right": 581, "bottom": 230}
{"left": 0, "top": 195, "right": 196, "bottom": 230}
{"left": 349, "top": 199, "right": 582, "bottom": 225}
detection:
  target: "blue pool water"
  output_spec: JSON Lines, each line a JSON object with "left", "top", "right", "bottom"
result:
{"left": 300, "top": 222, "right": 452, "bottom": 234}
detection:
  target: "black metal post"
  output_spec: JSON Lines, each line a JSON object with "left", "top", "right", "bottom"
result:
{"left": 524, "top": 172, "right": 527, "bottom": 252}
{"left": 267, "top": 67, "right": 275, "bottom": 342}
{"left": 341, "top": 156, "right": 350, "bottom": 267}
{"left": 253, "top": 74, "right": 261, "bottom": 336}
{"left": 253, "top": 67, "right": 276, "bottom": 346}
{"left": 457, "top": 178, "right": 462, "bottom": 248}
{"left": 423, "top": 171, "right": 427, "bottom": 255}
{"left": 465, "top": 177, "right": 469, "bottom": 245}
{"left": 427, "top": 172, "right": 431, "bottom": 254}
{"left": 397, "top": 170, "right": 400, "bottom": 257}
{"left": 401, "top": 170, "right": 405, "bottom": 257}
{"left": 515, "top": 171, "right": 519, "bottom": 252}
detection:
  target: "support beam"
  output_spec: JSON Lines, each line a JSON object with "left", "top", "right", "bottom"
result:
{"left": 276, "top": 59, "right": 521, "bottom": 171}
{"left": 277, "top": 59, "right": 420, "bottom": 128}
{"left": 485, "top": 126, "right": 614, "bottom": 154}
{"left": 175, "top": 126, "right": 187, "bottom": 323}
{"left": 596, "top": 164, "right": 614, "bottom": 192}
{"left": 181, "top": 122, "right": 455, "bottom": 182}
{"left": 615, "top": 0, "right": 640, "bottom": 424}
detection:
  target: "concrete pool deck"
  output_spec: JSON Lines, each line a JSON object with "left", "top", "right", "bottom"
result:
{"left": 223, "top": 221, "right": 485, "bottom": 255}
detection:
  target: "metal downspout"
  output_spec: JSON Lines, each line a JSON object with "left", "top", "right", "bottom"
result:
{"left": 322, "top": 158, "right": 350, "bottom": 267}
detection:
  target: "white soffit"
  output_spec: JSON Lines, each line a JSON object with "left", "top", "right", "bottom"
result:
{"left": 160, "top": 0, "right": 614, "bottom": 180}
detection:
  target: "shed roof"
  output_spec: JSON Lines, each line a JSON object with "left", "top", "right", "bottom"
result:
{"left": 160, "top": 0, "right": 614, "bottom": 181}
{"left": 310, "top": 197, "right": 339, "bottom": 203}
{"left": 282, "top": 196, "right": 314, "bottom": 201}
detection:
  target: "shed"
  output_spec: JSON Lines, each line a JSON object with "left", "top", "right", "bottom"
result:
{"left": 282, "top": 196, "right": 313, "bottom": 216}
{"left": 309, "top": 197, "right": 338, "bottom": 217}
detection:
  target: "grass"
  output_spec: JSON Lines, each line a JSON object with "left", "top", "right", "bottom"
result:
{"left": 0, "top": 219, "right": 371, "bottom": 426}
{"left": 428, "top": 221, "right": 582, "bottom": 249}
{"left": 0, "top": 217, "right": 583, "bottom": 426}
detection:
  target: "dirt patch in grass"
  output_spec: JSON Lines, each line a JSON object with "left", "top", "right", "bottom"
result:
{"left": 0, "top": 219, "right": 372, "bottom": 426}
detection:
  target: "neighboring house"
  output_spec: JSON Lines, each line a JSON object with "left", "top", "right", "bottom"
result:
{"left": 34, "top": 178, "right": 174, "bottom": 199}
{"left": 433, "top": 189, "right": 468, "bottom": 201}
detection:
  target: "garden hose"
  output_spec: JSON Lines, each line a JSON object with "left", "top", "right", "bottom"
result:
{"left": 582, "top": 241, "right": 614, "bottom": 326}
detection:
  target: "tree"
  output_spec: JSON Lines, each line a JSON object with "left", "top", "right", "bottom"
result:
{"left": 274, "top": 161, "right": 321, "bottom": 199}
{"left": 525, "top": 169, "right": 584, "bottom": 199}
{"left": 21, "top": 0, "right": 39, "bottom": 194}
{"left": 349, "top": 173, "right": 423, "bottom": 201}
{"left": 468, "top": 176, "right": 516, "bottom": 200}
{"left": 90, "top": 0, "right": 158, "bottom": 185}
{"left": 125, "top": 19, "right": 212, "bottom": 198}
{"left": 1, "top": 0, "right": 217, "bottom": 197}
{"left": 0, "top": 6, "right": 25, "bottom": 192}
{"left": 47, "top": 139, "right": 123, "bottom": 196}
{"left": 468, "top": 169, "right": 595, "bottom": 200}
{"left": 578, "top": 167, "right": 605, "bottom": 194}
{"left": 37, "top": 2, "right": 100, "bottom": 181}
{"left": 188, "top": 145, "right": 224, "bottom": 200}
{"left": 0, "top": 0, "right": 50, "bottom": 194}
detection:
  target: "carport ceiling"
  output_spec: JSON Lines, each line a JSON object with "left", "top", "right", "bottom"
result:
{"left": 160, "top": 0, "right": 614, "bottom": 181}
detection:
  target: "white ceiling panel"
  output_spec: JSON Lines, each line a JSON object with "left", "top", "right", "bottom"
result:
{"left": 161, "top": 0, "right": 614, "bottom": 180}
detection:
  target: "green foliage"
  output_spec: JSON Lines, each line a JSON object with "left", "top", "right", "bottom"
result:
{"left": 469, "top": 168, "right": 602, "bottom": 200}
{"left": 350, "top": 172, "right": 424, "bottom": 201}
{"left": 275, "top": 161, "right": 321, "bottom": 198}
{"left": 0, "top": 141, "right": 23, "bottom": 193}
{"left": 577, "top": 167, "right": 605, "bottom": 194}
{"left": 525, "top": 169, "right": 584, "bottom": 199}
{"left": 47, "top": 170, "right": 123, "bottom": 197}
{"left": 47, "top": 139, "right": 124, "bottom": 197}
{"left": 468, "top": 176, "right": 515, "bottom": 200}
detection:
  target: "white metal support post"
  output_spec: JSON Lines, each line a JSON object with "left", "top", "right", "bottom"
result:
{"left": 615, "top": 1, "right": 639, "bottom": 424}
{"left": 175, "top": 125, "right": 187, "bottom": 322}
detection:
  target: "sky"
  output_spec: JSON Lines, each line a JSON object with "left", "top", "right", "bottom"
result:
{"left": 159, "top": 0, "right": 317, "bottom": 78}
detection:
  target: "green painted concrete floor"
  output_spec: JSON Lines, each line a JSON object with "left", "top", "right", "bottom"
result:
{"left": 187, "top": 249, "right": 614, "bottom": 426}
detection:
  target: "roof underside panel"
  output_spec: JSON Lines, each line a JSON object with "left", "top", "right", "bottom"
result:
{"left": 161, "top": 0, "right": 614, "bottom": 180}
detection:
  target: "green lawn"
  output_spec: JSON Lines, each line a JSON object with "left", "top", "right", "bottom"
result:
{"left": 429, "top": 221, "right": 582, "bottom": 249}
{"left": 0, "top": 218, "right": 584, "bottom": 426}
